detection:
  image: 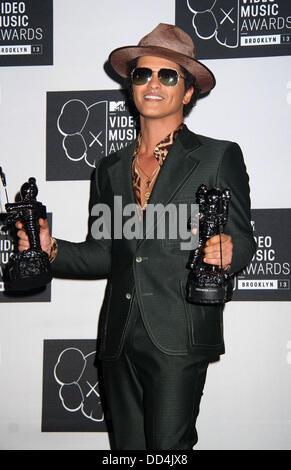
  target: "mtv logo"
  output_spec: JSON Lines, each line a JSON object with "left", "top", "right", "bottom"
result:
{"left": 109, "top": 101, "right": 126, "bottom": 112}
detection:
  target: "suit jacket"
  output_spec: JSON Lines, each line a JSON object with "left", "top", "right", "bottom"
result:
{"left": 52, "top": 126, "right": 256, "bottom": 360}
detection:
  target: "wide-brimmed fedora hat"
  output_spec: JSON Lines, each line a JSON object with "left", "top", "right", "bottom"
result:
{"left": 109, "top": 23, "right": 215, "bottom": 95}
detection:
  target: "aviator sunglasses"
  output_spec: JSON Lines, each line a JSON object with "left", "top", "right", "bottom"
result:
{"left": 131, "top": 67, "right": 185, "bottom": 87}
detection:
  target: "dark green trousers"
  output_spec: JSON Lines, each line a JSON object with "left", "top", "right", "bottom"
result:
{"left": 102, "top": 294, "right": 209, "bottom": 450}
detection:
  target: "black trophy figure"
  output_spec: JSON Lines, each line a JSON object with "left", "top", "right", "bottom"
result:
{"left": 186, "top": 184, "right": 233, "bottom": 304}
{"left": 4, "top": 176, "right": 52, "bottom": 291}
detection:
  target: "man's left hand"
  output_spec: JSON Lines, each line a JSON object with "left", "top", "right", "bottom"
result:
{"left": 203, "top": 233, "right": 233, "bottom": 269}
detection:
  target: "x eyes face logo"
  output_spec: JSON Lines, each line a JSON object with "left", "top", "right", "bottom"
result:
{"left": 57, "top": 99, "right": 107, "bottom": 168}
{"left": 220, "top": 7, "right": 235, "bottom": 25}
{"left": 177, "top": 0, "right": 291, "bottom": 60}
{"left": 85, "top": 380, "right": 100, "bottom": 399}
{"left": 56, "top": 97, "right": 134, "bottom": 170}
{"left": 187, "top": 0, "right": 239, "bottom": 48}
{"left": 54, "top": 348, "right": 104, "bottom": 422}
{"left": 46, "top": 90, "right": 137, "bottom": 181}
{"left": 89, "top": 130, "right": 103, "bottom": 149}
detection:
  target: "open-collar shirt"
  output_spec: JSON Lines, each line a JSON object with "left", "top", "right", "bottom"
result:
{"left": 132, "top": 123, "right": 184, "bottom": 210}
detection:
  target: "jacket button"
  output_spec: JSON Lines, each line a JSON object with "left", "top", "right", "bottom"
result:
{"left": 125, "top": 293, "right": 132, "bottom": 300}
{"left": 136, "top": 256, "right": 142, "bottom": 263}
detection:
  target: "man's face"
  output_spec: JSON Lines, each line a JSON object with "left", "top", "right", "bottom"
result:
{"left": 132, "top": 56, "right": 193, "bottom": 122}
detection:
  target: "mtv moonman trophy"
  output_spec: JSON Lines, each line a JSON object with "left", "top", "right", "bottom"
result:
{"left": 186, "top": 184, "right": 233, "bottom": 305}
{"left": 0, "top": 170, "right": 52, "bottom": 291}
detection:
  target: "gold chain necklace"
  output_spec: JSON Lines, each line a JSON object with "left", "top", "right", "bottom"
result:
{"left": 135, "top": 154, "right": 160, "bottom": 204}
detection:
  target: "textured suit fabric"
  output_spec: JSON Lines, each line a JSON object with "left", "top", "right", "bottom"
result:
{"left": 101, "top": 292, "right": 209, "bottom": 450}
{"left": 52, "top": 126, "right": 256, "bottom": 361}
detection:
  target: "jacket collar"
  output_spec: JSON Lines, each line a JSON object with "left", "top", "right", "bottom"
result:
{"left": 107, "top": 125, "right": 202, "bottom": 241}
{"left": 108, "top": 126, "right": 201, "bottom": 197}
{"left": 147, "top": 125, "right": 201, "bottom": 207}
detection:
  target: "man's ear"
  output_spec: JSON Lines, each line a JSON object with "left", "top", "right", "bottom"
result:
{"left": 183, "top": 86, "right": 194, "bottom": 105}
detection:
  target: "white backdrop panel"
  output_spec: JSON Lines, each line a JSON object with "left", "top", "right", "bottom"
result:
{"left": 0, "top": 0, "right": 290, "bottom": 450}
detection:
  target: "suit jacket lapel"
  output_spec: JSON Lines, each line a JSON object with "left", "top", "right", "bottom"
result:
{"left": 107, "top": 143, "right": 142, "bottom": 250}
{"left": 106, "top": 127, "right": 202, "bottom": 245}
{"left": 148, "top": 126, "right": 201, "bottom": 207}
{"left": 140, "top": 126, "right": 201, "bottom": 241}
{"left": 107, "top": 142, "right": 136, "bottom": 207}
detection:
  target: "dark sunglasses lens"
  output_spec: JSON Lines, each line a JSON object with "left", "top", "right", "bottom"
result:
{"left": 132, "top": 68, "right": 179, "bottom": 86}
{"left": 158, "top": 69, "right": 179, "bottom": 86}
{"left": 132, "top": 68, "right": 151, "bottom": 85}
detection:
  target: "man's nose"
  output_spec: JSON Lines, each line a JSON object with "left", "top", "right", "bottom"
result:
{"left": 148, "top": 71, "right": 160, "bottom": 87}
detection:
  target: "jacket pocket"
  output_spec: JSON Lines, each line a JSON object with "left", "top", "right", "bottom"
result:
{"left": 162, "top": 199, "right": 197, "bottom": 254}
{"left": 180, "top": 281, "right": 224, "bottom": 347}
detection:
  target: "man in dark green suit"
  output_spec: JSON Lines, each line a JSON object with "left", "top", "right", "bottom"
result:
{"left": 17, "top": 24, "right": 256, "bottom": 449}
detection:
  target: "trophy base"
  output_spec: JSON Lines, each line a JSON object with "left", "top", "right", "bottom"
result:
{"left": 186, "top": 274, "right": 233, "bottom": 305}
{"left": 4, "top": 249, "right": 52, "bottom": 291}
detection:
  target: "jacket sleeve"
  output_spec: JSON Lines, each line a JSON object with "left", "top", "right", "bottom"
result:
{"left": 216, "top": 142, "right": 257, "bottom": 274}
{"left": 51, "top": 159, "right": 112, "bottom": 279}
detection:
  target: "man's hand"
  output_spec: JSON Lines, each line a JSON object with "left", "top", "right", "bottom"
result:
{"left": 15, "top": 218, "right": 52, "bottom": 255}
{"left": 203, "top": 233, "right": 233, "bottom": 269}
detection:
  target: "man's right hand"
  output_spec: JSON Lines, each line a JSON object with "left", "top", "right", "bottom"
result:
{"left": 16, "top": 218, "right": 52, "bottom": 255}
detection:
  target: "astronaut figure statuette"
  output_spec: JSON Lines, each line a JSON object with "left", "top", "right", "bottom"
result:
{"left": 4, "top": 177, "right": 52, "bottom": 291}
{"left": 186, "top": 184, "right": 233, "bottom": 304}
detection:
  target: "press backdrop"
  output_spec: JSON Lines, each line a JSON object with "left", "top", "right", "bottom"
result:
{"left": 0, "top": 0, "right": 291, "bottom": 450}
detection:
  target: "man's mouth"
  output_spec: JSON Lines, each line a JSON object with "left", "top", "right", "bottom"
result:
{"left": 144, "top": 95, "right": 163, "bottom": 101}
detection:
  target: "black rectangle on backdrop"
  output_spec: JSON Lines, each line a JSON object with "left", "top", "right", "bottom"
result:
{"left": 0, "top": 0, "right": 53, "bottom": 66}
{"left": 232, "top": 208, "right": 291, "bottom": 301}
{"left": 46, "top": 89, "right": 137, "bottom": 181}
{"left": 42, "top": 339, "right": 107, "bottom": 432}
{"left": 176, "top": 0, "right": 291, "bottom": 60}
